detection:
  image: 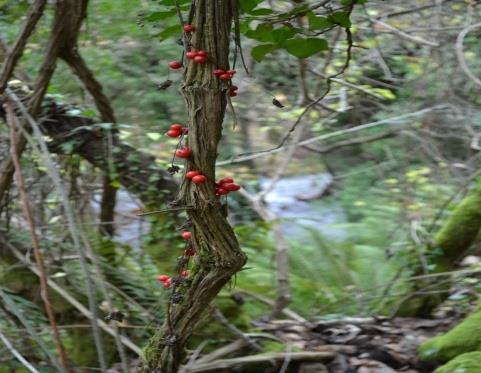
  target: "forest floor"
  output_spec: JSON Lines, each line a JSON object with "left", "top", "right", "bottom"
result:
{"left": 247, "top": 315, "right": 457, "bottom": 373}
{"left": 111, "top": 313, "right": 461, "bottom": 372}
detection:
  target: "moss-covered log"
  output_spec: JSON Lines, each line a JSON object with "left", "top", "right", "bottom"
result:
{"left": 419, "top": 304, "right": 481, "bottom": 362}
{"left": 432, "top": 179, "right": 481, "bottom": 267}
{"left": 434, "top": 351, "right": 481, "bottom": 373}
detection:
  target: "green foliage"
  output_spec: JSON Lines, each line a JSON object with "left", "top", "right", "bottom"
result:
{"left": 420, "top": 304, "right": 481, "bottom": 362}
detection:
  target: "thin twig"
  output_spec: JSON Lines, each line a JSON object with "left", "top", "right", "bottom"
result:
{"left": 0, "top": 0, "right": 47, "bottom": 93}
{"left": 211, "top": 307, "right": 262, "bottom": 352}
{"left": 218, "top": 105, "right": 450, "bottom": 165}
{"left": 455, "top": 22, "right": 481, "bottom": 89}
{"left": 5, "top": 102, "right": 70, "bottom": 372}
{"left": 0, "top": 330, "right": 39, "bottom": 373}
{"left": 6, "top": 89, "right": 108, "bottom": 371}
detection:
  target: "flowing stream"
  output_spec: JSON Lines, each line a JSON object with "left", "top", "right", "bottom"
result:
{"left": 103, "top": 173, "right": 346, "bottom": 248}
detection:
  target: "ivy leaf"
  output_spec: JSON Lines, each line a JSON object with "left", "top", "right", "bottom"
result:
{"left": 282, "top": 38, "right": 328, "bottom": 58}
{"left": 251, "top": 43, "right": 278, "bottom": 62}
{"left": 308, "top": 12, "right": 333, "bottom": 30}
{"left": 328, "top": 11, "right": 351, "bottom": 27}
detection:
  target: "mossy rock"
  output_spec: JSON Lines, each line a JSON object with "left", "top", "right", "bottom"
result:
{"left": 419, "top": 304, "right": 481, "bottom": 362}
{"left": 435, "top": 351, "right": 481, "bottom": 373}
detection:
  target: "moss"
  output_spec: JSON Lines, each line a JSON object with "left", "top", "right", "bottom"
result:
{"left": 435, "top": 351, "right": 481, "bottom": 373}
{"left": 433, "top": 179, "right": 481, "bottom": 262}
{"left": 419, "top": 304, "right": 481, "bottom": 362}
{"left": 400, "top": 179, "right": 481, "bottom": 316}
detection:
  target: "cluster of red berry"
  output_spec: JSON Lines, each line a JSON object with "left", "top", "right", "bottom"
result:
{"left": 157, "top": 270, "right": 189, "bottom": 289}
{"left": 157, "top": 22, "right": 244, "bottom": 288}
{"left": 157, "top": 274, "right": 172, "bottom": 288}
{"left": 185, "top": 171, "right": 206, "bottom": 184}
{"left": 215, "top": 178, "right": 241, "bottom": 196}
{"left": 166, "top": 123, "right": 188, "bottom": 138}
{"left": 167, "top": 23, "right": 239, "bottom": 97}
{"left": 186, "top": 49, "right": 207, "bottom": 64}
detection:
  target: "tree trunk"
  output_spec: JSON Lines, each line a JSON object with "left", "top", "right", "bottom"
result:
{"left": 142, "top": 1, "right": 247, "bottom": 371}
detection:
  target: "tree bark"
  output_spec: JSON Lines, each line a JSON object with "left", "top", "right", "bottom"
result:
{"left": 142, "top": 1, "right": 247, "bottom": 371}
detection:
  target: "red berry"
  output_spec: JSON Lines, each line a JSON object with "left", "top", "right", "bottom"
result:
{"left": 181, "top": 231, "right": 192, "bottom": 240}
{"left": 218, "top": 178, "right": 234, "bottom": 184}
{"left": 181, "top": 270, "right": 189, "bottom": 278}
{"left": 194, "top": 55, "right": 207, "bottom": 64}
{"left": 170, "top": 124, "right": 183, "bottom": 131}
{"left": 223, "top": 183, "right": 241, "bottom": 191}
{"left": 184, "top": 248, "right": 196, "bottom": 256}
{"left": 219, "top": 73, "right": 231, "bottom": 81}
{"left": 216, "top": 188, "right": 229, "bottom": 195}
{"left": 183, "top": 24, "right": 195, "bottom": 32}
{"left": 175, "top": 147, "right": 191, "bottom": 158}
{"left": 214, "top": 69, "right": 225, "bottom": 77}
{"left": 163, "top": 279, "right": 172, "bottom": 289}
{"left": 186, "top": 170, "right": 200, "bottom": 179}
{"left": 166, "top": 129, "right": 181, "bottom": 137}
{"left": 229, "top": 91, "right": 237, "bottom": 97}
{"left": 192, "top": 175, "right": 207, "bottom": 184}
{"left": 227, "top": 69, "right": 236, "bottom": 76}
{"left": 168, "top": 61, "right": 182, "bottom": 69}
{"left": 196, "top": 50, "right": 207, "bottom": 57}
{"left": 230, "top": 85, "right": 238, "bottom": 91}
{"left": 186, "top": 51, "right": 197, "bottom": 60}
{"left": 157, "top": 274, "right": 170, "bottom": 282}
{"left": 182, "top": 128, "right": 189, "bottom": 134}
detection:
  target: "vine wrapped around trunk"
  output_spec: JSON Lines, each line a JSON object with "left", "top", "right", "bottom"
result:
{"left": 142, "top": 1, "right": 247, "bottom": 371}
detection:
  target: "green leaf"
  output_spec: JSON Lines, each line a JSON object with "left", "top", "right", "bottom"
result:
{"left": 308, "top": 12, "right": 333, "bottom": 30}
{"left": 341, "top": 0, "right": 367, "bottom": 4}
{"left": 249, "top": 8, "right": 273, "bottom": 16}
{"left": 157, "top": 25, "right": 180, "bottom": 40}
{"left": 159, "top": 0, "right": 190, "bottom": 5}
{"left": 143, "top": 10, "right": 176, "bottom": 22}
{"left": 240, "top": 0, "right": 263, "bottom": 13}
{"left": 244, "top": 23, "right": 274, "bottom": 42}
{"left": 282, "top": 38, "right": 328, "bottom": 58}
{"left": 251, "top": 43, "right": 278, "bottom": 62}
{"left": 272, "top": 26, "right": 298, "bottom": 44}
{"left": 328, "top": 11, "right": 351, "bottom": 27}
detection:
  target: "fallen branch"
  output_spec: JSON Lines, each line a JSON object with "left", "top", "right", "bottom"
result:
{"left": 6, "top": 102, "right": 70, "bottom": 371}
{"left": 183, "top": 351, "right": 335, "bottom": 373}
